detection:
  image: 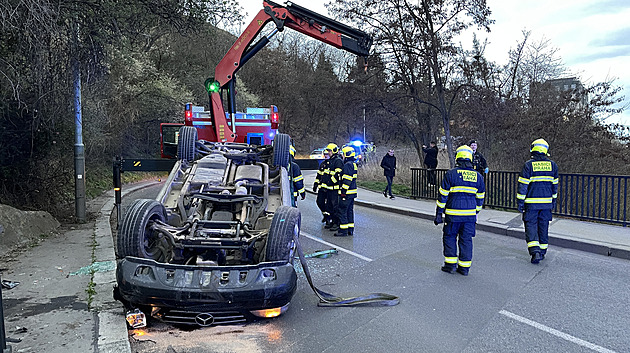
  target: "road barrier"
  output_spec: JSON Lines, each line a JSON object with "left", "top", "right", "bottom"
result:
{"left": 411, "top": 168, "right": 629, "bottom": 226}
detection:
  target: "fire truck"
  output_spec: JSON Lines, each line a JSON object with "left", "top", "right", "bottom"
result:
{"left": 114, "top": 0, "right": 372, "bottom": 327}
{"left": 160, "top": 104, "right": 280, "bottom": 159}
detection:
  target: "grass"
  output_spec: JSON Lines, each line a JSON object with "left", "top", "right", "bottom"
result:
{"left": 358, "top": 180, "right": 412, "bottom": 197}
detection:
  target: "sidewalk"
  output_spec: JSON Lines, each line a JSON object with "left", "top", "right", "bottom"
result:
{"left": 302, "top": 170, "right": 630, "bottom": 260}
{"left": 0, "top": 181, "right": 157, "bottom": 353}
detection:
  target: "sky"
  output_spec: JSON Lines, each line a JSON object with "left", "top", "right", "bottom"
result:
{"left": 236, "top": 0, "right": 630, "bottom": 125}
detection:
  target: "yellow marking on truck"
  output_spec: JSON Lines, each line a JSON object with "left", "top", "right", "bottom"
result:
{"left": 134, "top": 161, "right": 141, "bottom": 167}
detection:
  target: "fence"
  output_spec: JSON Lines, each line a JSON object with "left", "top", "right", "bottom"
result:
{"left": 411, "top": 168, "right": 630, "bottom": 226}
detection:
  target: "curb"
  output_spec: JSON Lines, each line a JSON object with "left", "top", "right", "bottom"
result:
{"left": 93, "top": 181, "right": 162, "bottom": 353}
{"left": 351, "top": 198, "right": 630, "bottom": 261}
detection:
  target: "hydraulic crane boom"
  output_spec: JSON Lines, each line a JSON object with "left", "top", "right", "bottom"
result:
{"left": 203, "top": 0, "right": 373, "bottom": 142}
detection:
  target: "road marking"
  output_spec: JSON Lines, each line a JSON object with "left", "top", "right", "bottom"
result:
{"left": 499, "top": 310, "right": 617, "bottom": 353}
{"left": 301, "top": 232, "right": 373, "bottom": 262}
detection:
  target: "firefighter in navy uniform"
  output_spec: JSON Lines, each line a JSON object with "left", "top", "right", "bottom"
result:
{"left": 289, "top": 145, "right": 305, "bottom": 205}
{"left": 324, "top": 143, "right": 344, "bottom": 231}
{"left": 434, "top": 145, "right": 485, "bottom": 276}
{"left": 313, "top": 151, "right": 330, "bottom": 223}
{"left": 517, "top": 139, "right": 559, "bottom": 264}
{"left": 333, "top": 146, "right": 358, "bottom": 237}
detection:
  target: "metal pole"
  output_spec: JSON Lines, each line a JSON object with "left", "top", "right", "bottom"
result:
{"left": 72, "top": 22, "right": 86, "bottom": 222}
{"left": 0, "top": 275, "right": 12, "bottom": 353}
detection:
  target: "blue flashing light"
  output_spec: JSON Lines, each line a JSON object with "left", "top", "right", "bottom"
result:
{"left": 351, "top": 140, "right": 362, "bottom": 147}
{"left": 269, "top": 132, "right": 275, "bottom": 138}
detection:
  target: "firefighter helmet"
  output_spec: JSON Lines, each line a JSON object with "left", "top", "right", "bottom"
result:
{"left": 455, "top": 145, "right": 473, "bottom": 161}
{"left": 342, "top": 145, "right": 355, "bottom": 158}
{"left": 290, "top": 145, "right": 296, "bottom": 157}
{"left": 530, "top": 138, "right": 549, "bottom": 154}
{"left": 325, "top": 143, "right": 339, "bottom": 154}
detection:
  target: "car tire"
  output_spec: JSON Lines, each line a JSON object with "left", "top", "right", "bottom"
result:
{"left": 177, "top": 126, "right": 197, "bottom": 162}
{"left": 272, "top": 133, "right": 291, "bottom": 168}
{"left": 265, "top": 206, "right": 300, "bottom": 263}
{"left": 117, "top": 199, "right": 172, "bottom": 262}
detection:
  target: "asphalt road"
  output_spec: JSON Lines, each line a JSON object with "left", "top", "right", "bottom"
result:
{"left": 123, "top": 184, "right": 629, "bottom": 353}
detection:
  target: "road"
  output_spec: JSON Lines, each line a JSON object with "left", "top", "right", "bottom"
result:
{"left": 123, "top": 183, "right": 629, "bottom": 353}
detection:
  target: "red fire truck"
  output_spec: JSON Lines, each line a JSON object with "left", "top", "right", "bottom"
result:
{"left": 161, "top": 104, "right": 280, "bottom": 158}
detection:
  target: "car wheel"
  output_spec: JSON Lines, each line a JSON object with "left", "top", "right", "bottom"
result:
{"left": 272, "top": 133, "right": 291, "bottom": 168}
{"left": 265, "top": 206, "right": 300, "bottom": 263}
{"left": 177, "top": 126, "right": 197, "bottom": 162}
{"left": 117, "top": 199, "right": 172, "bottom": 262}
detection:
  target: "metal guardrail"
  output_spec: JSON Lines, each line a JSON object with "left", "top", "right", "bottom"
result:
{"left": 411, "top": 168, "right": 629, "bottom": 226}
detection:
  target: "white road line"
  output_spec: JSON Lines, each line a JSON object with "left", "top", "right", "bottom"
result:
{"left": 300, "top": 232, "right": 373, "bottom": 262}
{"left": 499, "top": 310, "right": 616, "bottom": 353}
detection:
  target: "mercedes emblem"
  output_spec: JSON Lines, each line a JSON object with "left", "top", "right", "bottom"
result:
{"left": 194, "top": 312, "right": 215, "bottom": 327}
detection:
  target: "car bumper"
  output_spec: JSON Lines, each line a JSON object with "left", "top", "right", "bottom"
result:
{"left": 116, "top": 257, "right": 297, "bottom": 324}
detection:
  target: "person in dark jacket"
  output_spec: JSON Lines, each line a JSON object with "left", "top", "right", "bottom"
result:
{"left": 324, "top": 143, "right": 344, "bottom": 232}
{"left": 313, "top": 152, "right": 330, "bottom": 223}
{"left": 334, "top": 146, "right": 358, "bottom": 237}
{"left": 422, "top": 142, "right": 438, "bottom": 186}
{"left": 517, "top": 138, "right": 559, "bottom": 264}
{"left": 289, "top": 145, "right": 305, "bottom": 205}
{"left": 469, "top": 140, "right": 488, "bottom": 176}
{"left": 380, "top": 149, "right": 396, "bottom": 199}
{"left": 434, "top": 145, "right": 485, "bottom": 276}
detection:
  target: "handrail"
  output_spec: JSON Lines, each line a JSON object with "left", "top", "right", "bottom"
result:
{"left": 411, "top": 168, "right": 629, "bottom": 226}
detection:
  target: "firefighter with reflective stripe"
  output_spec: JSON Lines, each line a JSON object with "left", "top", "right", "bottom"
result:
{"left": 313, "top": 152, "right": 330, "bottom": 223}
{"left": 434, "top": 145, "right": 485, "bottom": 276}
{"left": 517, "top": 138, "right": 559, "bottom": 264}
{"left": 289, "top": 145, "right": 305, "bottom": 204}
{"left": 324, "top": 143, "right": 344, "bottom": 231}
{"left": 333, "top": 146, "right": 358, "bottom": 237}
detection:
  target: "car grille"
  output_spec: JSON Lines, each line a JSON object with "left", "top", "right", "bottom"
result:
{"left": 157, "top": 309, "right": 247, "bottom": 326}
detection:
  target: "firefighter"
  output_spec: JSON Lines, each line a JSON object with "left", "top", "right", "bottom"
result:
{"left": 517, "top": 138, "right": 559, "bottom": 264}
{"left": 324, "top": 143, "right": 344, "bottom": 231}
{"left": 334, "top": 146, "right": 358, "bottom": 237}
{"left": 289, "top": 145, "right": 305, "bottom": 204}
{"left": 313, "top": 150, "right": 331, "bottom": 223}
{"left": 434, "top": 145, "right": 485, "bottom": 276}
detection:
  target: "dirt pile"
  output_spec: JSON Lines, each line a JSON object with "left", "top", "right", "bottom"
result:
{"left": 0, "top": 203, "right": 60, "bottom": 257}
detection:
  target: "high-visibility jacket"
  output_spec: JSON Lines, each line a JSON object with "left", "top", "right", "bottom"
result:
{"left": 327, "top": 154, "right": 344, "bottom": 190}
{"left": 517, "top": 154, "right": 559, "bottom": 210}
{"left": 436, "top": 164, "right": 485, "bottom": 222}
{"left": 314, "top": 159, "right": 330, "bottom": 190}
{"left": 339, "top": 157, "right": 357, "bottom": 198}
{"left": 290, "top": 161, "right": 305, "bottom": 200}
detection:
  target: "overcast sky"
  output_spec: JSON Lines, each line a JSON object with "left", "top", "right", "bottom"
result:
{"left": 237, "top": 0, "right": 630, "bottom": 124}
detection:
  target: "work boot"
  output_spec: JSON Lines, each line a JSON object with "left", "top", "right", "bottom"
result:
{"left": 329, "top": 224, "right": 339, "bottom": 232}
{"left": 333, "top": 231, "right": 348, "bottom": 237}
{"left": 383, "top": 191, "right": 388, "bottom": 198}
{"left": 456, "top": 267, "right": 469, "bottom": 276}
{"left": 531, "top": 252, "right": 543, "bottom": 264}
{"left": 390, "top": 195, "right": 395, "bottom": 199}
{"left": 324, "top": 221, "right": 333, "bottom": 229}
{"left": 441, "top": 265, "right": 456, "bottom": 274}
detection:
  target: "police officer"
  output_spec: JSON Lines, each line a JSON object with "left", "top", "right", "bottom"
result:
{"left": 469, "top": 140, "right": 488, "bottom": 176}
{"left": 517, "top": 138, "right": 559, "bottom": 264}
{"left": 333, "top": 146, "right": 358, "bottom": 237}
{"left": 323, "top": 143, "right": 344, "bottom": 231}
{"left": 313, "top": 150, "right": 330, "bottom": 223}
{"left": 434, "top": 145, "right": 485, "bottom": 276}
{"left": 289, "top": 145, "right": 305, "bottom": 205}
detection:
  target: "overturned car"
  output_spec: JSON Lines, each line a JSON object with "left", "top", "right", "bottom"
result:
{"left": 114, "top": 127, "right": 300, "bottom": 326}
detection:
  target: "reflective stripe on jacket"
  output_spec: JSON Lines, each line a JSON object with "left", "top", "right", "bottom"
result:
{"left": 436, "top": 165, "right": 485, "bottom": 222}
{"left": 517, "top": 154, "right": 559, "bottom": 210}
{"left": 339, "top": 158, "right": 357, "bottom": 197}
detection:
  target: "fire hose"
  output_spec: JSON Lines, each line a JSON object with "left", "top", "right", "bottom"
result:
{"left": 292, "top": 232, "right": 400, "bottom": 307}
